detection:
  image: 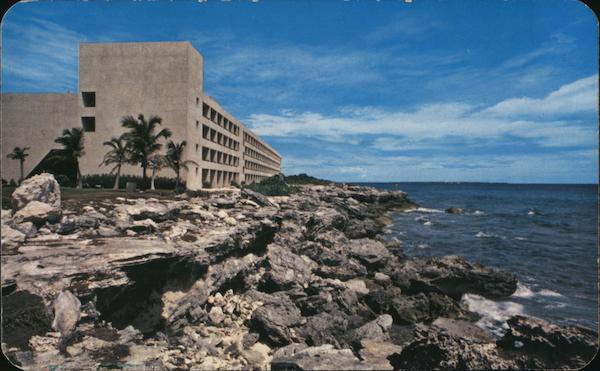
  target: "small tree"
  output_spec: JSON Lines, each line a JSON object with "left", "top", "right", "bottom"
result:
{"left": 6, "top": 146, "right": 30, "bottom": 184}
{"left": 165, "top": 140, "right": 197, "bottom": 191}
{"left": 54, "top": 128, "right": 85, "bottom": 189}
{"left": 100, "top": 136, "right": 129, "bottom": 190}
{"left": 148, "top": 154, "right": 168, "bottom": 191}
{"left": 121, "top": 114, "right": 172, "bottom": 189}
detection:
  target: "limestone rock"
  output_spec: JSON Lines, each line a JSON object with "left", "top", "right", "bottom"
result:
{"left": 12, "top": 201, "right": 61, "bottom": 226}
{"left": 11, "top": 173, "right": 61, "bottom": 214}
{"left": 51, "top": 291, "right": 81, "bottom": 336}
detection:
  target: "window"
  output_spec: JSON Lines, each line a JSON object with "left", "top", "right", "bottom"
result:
{"left": 82, "top": 92, "right": 95, "bottom": 107}
{"left": 196, "top": 97, "right": 200, "bottom": 106}
{"left": 195, "top": 143, "right": 199, "bottom": 152}
{"left": 81, "top": 117, "right": 95, "bottom": 132}
{"left": 196, "top": 120, "right": 199, "bottom": 129}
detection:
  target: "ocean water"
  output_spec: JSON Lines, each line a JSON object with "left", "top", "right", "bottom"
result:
{"left": 363, "top": 182, "right": 598, "bottom": 335}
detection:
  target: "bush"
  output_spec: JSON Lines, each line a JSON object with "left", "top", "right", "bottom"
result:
{"left": 284, "top": 173, "right": 332, "bottom": 185}
{"left": 231, "top": 180, "right": 240, "bottom": 189}
{"left": 81, "top": 174, "right": 183, "bottom": 190}
{"left": 245, "top": 175, "right": 298, "bottom": 196}
{"left": 1, "top": 178, "right": 7, "bottom": 185}
{"left": 202, "top": 181, "right": 212, "bottom": 189}
{"left": 9, "top": 179, "right": 16, "bottom": 187}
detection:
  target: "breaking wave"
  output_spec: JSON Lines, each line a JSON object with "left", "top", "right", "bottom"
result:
{"left": 461, "top": 293, "right": 525, "bottom": 337}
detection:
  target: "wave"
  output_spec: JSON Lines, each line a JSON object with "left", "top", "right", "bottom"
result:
{"left": 404, "top": 207, "right": 444, "bottom": 214}
{"left": 472, "top": 210, "right": 485, "bottom": 215}
{"left": 417, "top": 243, "right": 429, "bottom": 249}
{"left": 537, "top": 289, "right": 564, "bottom": 297}
{"left": 461, "top": 293, "right": 525, "bottom": 337}
{"left": 475, "top": 231, "right": 499, "bottom": 238}
{"left": 527, "top": 209, "right": 541, "bottom": 216}
{"left": 423, "top": 221, "right": 433, "bottom": 226}
{"left": 544, "top": 302, "right": 567, "bottom": 309}
{"left": 514, "top": 236, "right": 528, "bottom": 241}
{"left": 512, "top": 282, "right": 535, "bottom": 298}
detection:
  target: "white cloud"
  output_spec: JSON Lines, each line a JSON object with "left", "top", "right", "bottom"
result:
{"left": 483, "top": 74, "right": 598, "bottom": 117}
{"left": 246, "top": 75, "right": 597, "bottom": 151}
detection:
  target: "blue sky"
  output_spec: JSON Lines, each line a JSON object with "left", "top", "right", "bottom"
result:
{"left": 2, "top": 0, "right": 598, "bottom": 183}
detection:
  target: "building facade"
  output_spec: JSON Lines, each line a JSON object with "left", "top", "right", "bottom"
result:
{"left": 1, "top": 41, "right": 282, "bottom": 189}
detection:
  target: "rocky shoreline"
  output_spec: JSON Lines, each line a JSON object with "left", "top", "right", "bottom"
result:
{"left": 1, "top": 174, "right": 597, "bottom": 369}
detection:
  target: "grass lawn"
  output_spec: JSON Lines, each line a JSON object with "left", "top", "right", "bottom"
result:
{"left": 1, "top": 186, "right": 177, "bottom": 210}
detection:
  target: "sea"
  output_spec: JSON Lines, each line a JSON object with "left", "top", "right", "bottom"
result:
{"left": 362, "top": 182, "right": 598, "bottom": 336}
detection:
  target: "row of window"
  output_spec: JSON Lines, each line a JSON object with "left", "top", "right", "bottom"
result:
{"left": 243, "top": 132, "right": 280, "bottom": 162}
{"left": 244, "top": 147, "right": 280, "bottom": 168}
{"left": 202, "top": 169, "right": 239, "bottom": 187}
{"left": 202, "top": 102, "right": 240, "bottom": 136}
{"left": 244, "top": 160, "right": 279, "bottom": 175}
{"left": 201, "top": 124, "right": 240, "bottom": 151}
{"left": 202, "top": 147, "right": 239, "bottom": 167}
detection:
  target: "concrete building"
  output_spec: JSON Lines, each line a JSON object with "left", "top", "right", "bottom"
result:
{"left": 1, "top": 41, "right": 282, "bottom": 189}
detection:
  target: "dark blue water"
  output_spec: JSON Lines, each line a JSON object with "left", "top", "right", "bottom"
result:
{"left": 362, "top": 182, "right": 598, "bottom": 333}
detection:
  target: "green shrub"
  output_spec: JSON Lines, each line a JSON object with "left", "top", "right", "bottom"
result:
{"left": 246, "top": 175, "right": 298, "bottom": 196}
{"left": 284, "top": 173, "right": 332, "bottom": 185}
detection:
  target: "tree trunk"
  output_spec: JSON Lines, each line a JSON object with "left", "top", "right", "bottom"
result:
{"left": 151, "top": 167, "right": 157, "bottom": 190}
{"left": 142, "top": 164, "right": 148, "bottom": 189}
{"left": 75, "top": 158, "right": 83, "bottom": 189}
{"left": 113, "top": 165, "right": 121, "bottom": 190}
{"left": 19, "top": 160, "right": 24, "bottom": 185}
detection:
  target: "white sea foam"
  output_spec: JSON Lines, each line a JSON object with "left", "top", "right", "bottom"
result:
{"left": 512, "top": 282, "right": 535, "bottom": 298}
{"left": 461, "top": 293, "right": 525, "bottom": 337}
{"left": 537, "top": 289, "right": 564, "bottom": 297}
{"left": 475, "top": 231, "right": 495, "bottom": 238}
{"left": 404, "top": 207, "right": 444, "bottom": 214}
{"left": 544, "top": 302, "right": 567, "bottom": 309}
{"left": 423, "top": 221, "right": 433, "bottom": 226}
{"left": 472, "top": 210, "right": 485, "bottom": 215}
{"left": 417, "top": 243, "right": 429, "bottom": 249}
{"left": 514, "top": 236, "right": 528, "bottom": 241}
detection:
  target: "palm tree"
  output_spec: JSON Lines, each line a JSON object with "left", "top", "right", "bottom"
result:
{"left": 148, "top": 154, "right": 167, "bottom": 191}
{"left": 121, "top": 114, "right": 172, "bottom": 189}
{"left": 166, "top": 140, "right": 197, "bottom": 191}
{"left": 6, "top": 146, "right": 30, "bottom": 184}
{"left": 54, "top": 128, "right": 85, "bottom": 189}
{"left": 100, "top": 136, "right": 129, "bottom": 190}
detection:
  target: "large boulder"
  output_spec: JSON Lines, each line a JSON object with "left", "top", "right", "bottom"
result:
{"left": 11, "top": 173, "right": 61, "bottom": 213}
{"left": 347, "top": 238, "right": 391, "bottom": 268}
{"left": 11, "top": 173, "right": 62, "bottom": 226}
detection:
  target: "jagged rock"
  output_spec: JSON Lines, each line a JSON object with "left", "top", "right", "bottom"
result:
{"left": 392, "top": 292, "right": 463, "bottom": 324}
{"left": 374, "top": 272, "right": 391, "bottom": 285}
{"left": 251, "top": 295, "right": 302, "bottom": 346}
{"left": 389, "top": 323, "right": 515, "bottom": 369}
{"left": 12, "top": 201, "right": 61, "bottom": 226}
{"left": 213, "top": 198, "right": 236, "bottom": 209}
{"left": 359, "top": 340, "right": 403, "bottom": 370}
{"left": 347, "top": 238, "right": 391, "bottom": 268}
{"left": 1, "top": 224, "right": 26, "bottom": 250}
{"left": 242, "top": 189, "right": 272, "bottom": 207}
{"left": 117, "top": 200, "right": 184, "bottom": 222}
{"left": 208, "top": 306, "right": 225, "bottom": 325}
{"left": 11, "top": 173, "right": 61, "bottom": 214}
{"left": 271, "top": 344, "right": 369, "bottom": 370}
{"left": 392, "top": 255, "right": 517, "bottom": 300}
{"left": 260, "top": 244, "right": 316, "bottom": 291}
{"left": 11, "top": 222, "right": 37, "bottom": 237}
{"left": 52, "top": 291, "right": 81, "bottom": 336}
{"left": 297, "top": 310, "right": 352, "bottom": 347}
{"left": 305, "top": 207, "right": 348, "bottom": 239}
{"left": 344, "top": 218, "right": 380, "bottom": 239}
{"left": 365, "top": 286, "right": 403, "bottom": 314}
{"left": 347, "top": 314, "right": 393, "bottom": 345}
{"left": 498, "top": 315, "right": 598, "bottom": 369}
